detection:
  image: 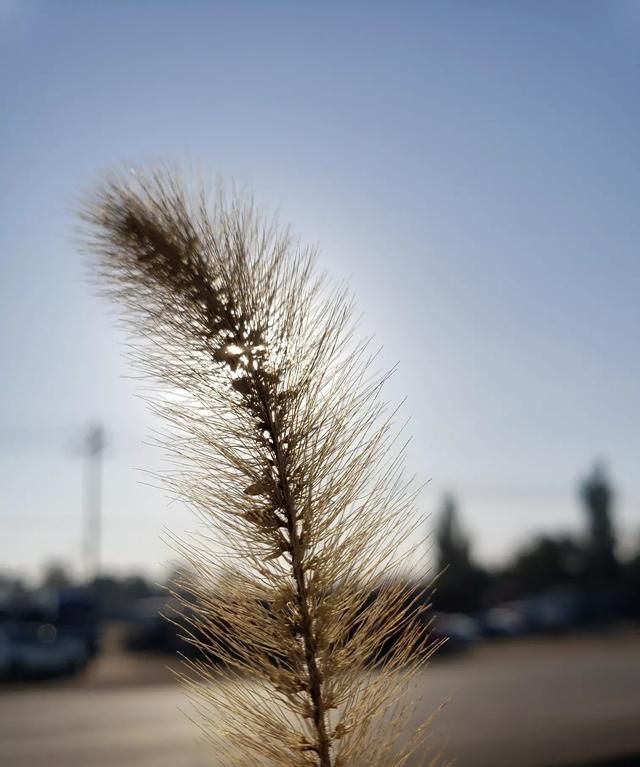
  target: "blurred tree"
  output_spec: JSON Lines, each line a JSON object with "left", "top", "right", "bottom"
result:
{"left": 91, "top": 573, "right": 160, "bottom": 619}
{"left": 580, "top": 463, "right": 619, "bottom": 585}
{"left": 435, "top": 495, "right": 471, "bottom": 574}
{"left": 122, "top": 574, "right": 158, "bottom": 600}
{"left": 433, "top": 495, "right": 489, "bottom": 613}
{"left": 0, "top": 571, "right": 26, "bottom": 601}
{"left": 41, "top": 561, "right": 73, "bottom": 591}
{"left": 508, "top": 535, "right": 583, "bottom": 595}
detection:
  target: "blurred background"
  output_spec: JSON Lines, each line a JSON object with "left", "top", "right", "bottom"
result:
{"left": 0, "top": 2, "right": 638, "bottom": 766}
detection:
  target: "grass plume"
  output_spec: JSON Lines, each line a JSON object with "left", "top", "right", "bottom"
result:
{"left": 79, "top": 168, "right": 439, "bottom": 767}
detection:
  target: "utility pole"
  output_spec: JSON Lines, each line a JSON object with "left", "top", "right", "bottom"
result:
{"left": 82, "top": 424, "right": 105, "bottom": 582}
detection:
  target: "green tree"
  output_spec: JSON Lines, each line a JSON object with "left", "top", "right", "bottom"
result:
{"left": 41, "top": 561, "right": 72, "bottom": 591}
{"left": 434, "top": 495, "right": 488, "bottom": 612}
{"left": 580, "top": 463, "right": 619, "bottom": 585}
{"left": 509, "top": 535, "right": 582, "bottom": 595}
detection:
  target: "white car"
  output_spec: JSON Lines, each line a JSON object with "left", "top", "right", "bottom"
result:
{"left": 0, "top": 624, "right": 89, "bottom": 679}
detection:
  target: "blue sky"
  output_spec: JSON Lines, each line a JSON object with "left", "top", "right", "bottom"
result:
{"left": 1, "top": 1, "right": 639, "bottom": 579}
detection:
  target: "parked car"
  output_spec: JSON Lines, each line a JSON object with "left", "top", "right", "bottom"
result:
{"left": 481, "top": 589, "right": 582, "bottom": 639}
{"left": 0, "top": 591, "right": 98, "bottom": 681}
{"left": 431, "top": 612, "right": 481, "bottom": 653}
{"left": 0, "top": 623, "right": 88, "bottom": 680}
{"left": 521, "top": 589, "right": 582, "bottom": 633}
{"left": 54, "top": 587, "right": 101, "bottom": 656}
{"left": 125, "top": 596, "right": 188, "bottom": 654}
{"left": 481, "top": 602, "right": 529, "bottom": 637}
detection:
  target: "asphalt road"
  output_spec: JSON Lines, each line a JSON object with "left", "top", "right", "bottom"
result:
{"left": 1, "top": 633, "right": 639, "bottom": 767}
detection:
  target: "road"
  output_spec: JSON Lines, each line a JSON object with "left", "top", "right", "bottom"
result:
{"left": 1, "top": 633, "right": 639, "bottom": 767}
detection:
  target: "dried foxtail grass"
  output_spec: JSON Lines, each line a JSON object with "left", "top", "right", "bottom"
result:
{"left": 80, "top": 169, "right": 441, "bottom": 767}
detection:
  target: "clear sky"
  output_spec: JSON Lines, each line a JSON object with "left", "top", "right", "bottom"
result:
{"left": 1, "top": 0, "right": 639, "bottom": 580}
